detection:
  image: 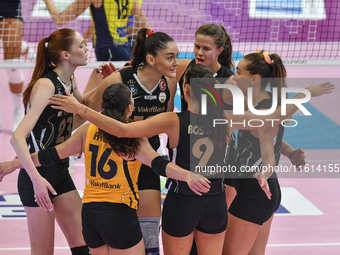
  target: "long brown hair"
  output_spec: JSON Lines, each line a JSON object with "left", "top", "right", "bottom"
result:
{"left": 23, "top": 28, "right": 76, "bottom": 108}
{"left": 195, "top": 24, "right": 234, "bottom": 70}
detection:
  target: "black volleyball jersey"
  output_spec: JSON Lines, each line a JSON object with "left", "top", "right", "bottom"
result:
{"left": 179, "top": 59, "right": 234, "bottom": 111}
{"left": 234, "top": 95, "right": 284, "bottom": 178}
{"left": 26, "top": 69, "right": 74, "bottom": 164}
{"left": 120, "top": 66, "right": 170, "bottom": 150}
{"left": 166, "top": 111, "right": 227, "bottom": 195}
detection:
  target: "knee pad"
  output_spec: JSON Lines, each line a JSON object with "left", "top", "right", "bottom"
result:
{"left": 138, "top": 217, "right": 160, "bottom": 255}
{"left": 70, "top": 245, "right": 90, "bottom": 255}
{"left": 5, "top": 59, "right": 24, "bottom": 84}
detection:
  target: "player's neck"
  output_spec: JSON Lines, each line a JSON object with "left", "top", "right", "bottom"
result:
{"left": 187, "top": 99, "right": 200, "bottom": 114}
{"left": 137, "top": 66, "right": 162, "bottom": 90}
{"left": 209, "top": 62, "right": 221, "bottom": 76}
{"left": 54, "top": 66, "right": 74, "bottom": 86}
{"left": 252, "top": 87, "right": 270, "bottom": 106}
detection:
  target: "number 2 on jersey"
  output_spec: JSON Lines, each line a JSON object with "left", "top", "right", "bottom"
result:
{"left": 56, "top": 116, "right": 72, "bottom": 144}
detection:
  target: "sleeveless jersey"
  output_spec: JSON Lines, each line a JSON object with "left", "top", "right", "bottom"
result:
{"left": 83, "top": 124, "right": 142, "bottom": 209}
{"left": 26, "top": 69, "right": 74, "bottom": 166}
{"left": 166, "top": 111, "right": 227, "bottom": 195}
{"left": 120, "top": 66, "right": 170, "bottom": 149}
{"left": 179, "top": 59, "right": 234, "bottom": 111}
{"left": 235, "top": 95, "right": 284, "bottom": 178}
{"left": 90, "top": 0, "right": 134, "bottom": 49}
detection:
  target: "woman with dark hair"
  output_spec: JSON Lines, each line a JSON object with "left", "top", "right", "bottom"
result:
{"left": 53, "top": 64, "right": 229, "bottom": 254}
{"left": 176, "top": 30, "right": 237, "bottom": 250}
{"left": 1, "top": 83, "right": 209, "bottom": 255}
{"left": 10, "top": 28, "right": 90, "bottom": 255}
{"left": 75, "top": 27, "right": 178, "bottom": 254}
{"left": 222, "top": 52, "right": 310, "bottom": 255}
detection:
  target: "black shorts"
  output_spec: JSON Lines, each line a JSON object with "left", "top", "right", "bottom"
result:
{"left": 0, "top": 1, "right": 23, "bottom": 21}
{"left": 95, "top": 44, "right": 130, "bottom": 61}
{"left": 162, "top": 191, "right": 228, "bottom": 237}
{"left": 229, "top": 177, "right": 281, "bottom": 225}
{"left": 17, "top": 162, "right": 76, "bottom": 207}
{"left": 137, "top": 164, "right": 160, "bottom": 191}
{"left": 82, "top": 202, "right": 142, "bottom": 249}
{"left": 224, "top": 178, "right": 235, "bottom": 187}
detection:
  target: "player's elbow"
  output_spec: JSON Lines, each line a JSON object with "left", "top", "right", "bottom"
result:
{"left": 10, "top": 133, "right": 20, "bottom": 149}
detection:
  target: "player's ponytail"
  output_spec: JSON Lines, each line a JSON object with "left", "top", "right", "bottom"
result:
{"left": 244, "top": 52, "right": 287, "bottom": 104}
{"left": 219, "top": 25, "right": 234, "bottom": 71}
{"left": 131, "top": 28, "right": 148, "bottom": 67}
{"left": 23, "top": 28, "right": 76, "bottom": 108}
{"left": 269, "top": 54, "right": 287, "bottom": 104}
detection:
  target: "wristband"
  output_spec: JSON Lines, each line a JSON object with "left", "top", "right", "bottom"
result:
{"left": 151, "top": 156, "right": 170, "bottom": 177}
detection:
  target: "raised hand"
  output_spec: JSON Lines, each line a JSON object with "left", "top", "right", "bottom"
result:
{"left": 98, "top": 62, "right": 117, "bottom": 79}
{"left": 306, "top": 82, "right": 335, "bottom": 97}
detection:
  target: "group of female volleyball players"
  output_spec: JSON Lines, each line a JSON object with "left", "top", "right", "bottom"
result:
{"left": 0, "top": 19, "right": 335, "bottom": 255}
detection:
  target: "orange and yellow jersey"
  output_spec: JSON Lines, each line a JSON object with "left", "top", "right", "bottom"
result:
{"left": 83, "top": 124, "right": 141, "bottom": 209}
{"left": 90, "top": 0, "right": 134, "bottom": 48}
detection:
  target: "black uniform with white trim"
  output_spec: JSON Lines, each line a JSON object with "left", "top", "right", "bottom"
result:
{"left": 120, "top": 66, "right": 170, "bottom": 190}
{"left": 162, "top": 110, "right": 228, "bottom": 237}
{"left": 229, "top": 95, "right": 283, "bottom": 225}
{"left": 18, "top": 69, "right": 76, "bottom": 206}
{"left": 166, "top": 110, "right": 226, "bottom": 195}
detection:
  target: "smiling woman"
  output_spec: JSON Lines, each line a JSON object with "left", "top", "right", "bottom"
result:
{"left": 76, "top": 28, "right": 179, "bottom": 255}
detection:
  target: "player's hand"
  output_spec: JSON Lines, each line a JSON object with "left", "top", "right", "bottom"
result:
{"left": 98, "top": 62, "right": 117, "bottom": 79}
{"left": 306, "top": 82, "right": 335, "bottom": 97}
{"left": 289, "top": 148, "right": 307, "bottom": 170}
{"left": 253, "top": 173, "right": 272, "bottom": 200}
{"left": 48, "top": 88, "right": 84, "bottom": 114}
{"left": 32, "top": 176, "right": 57, "bottom": 212}
{"left": 0, "top": 160, "right": 18, "bottom": 182}
{"left": 186, "top": 173, "right": 211, "bottom": 196}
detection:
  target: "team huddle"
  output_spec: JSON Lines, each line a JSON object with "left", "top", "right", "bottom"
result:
{"left": 0, "top": 1, "right": 335, "bottom": 255}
